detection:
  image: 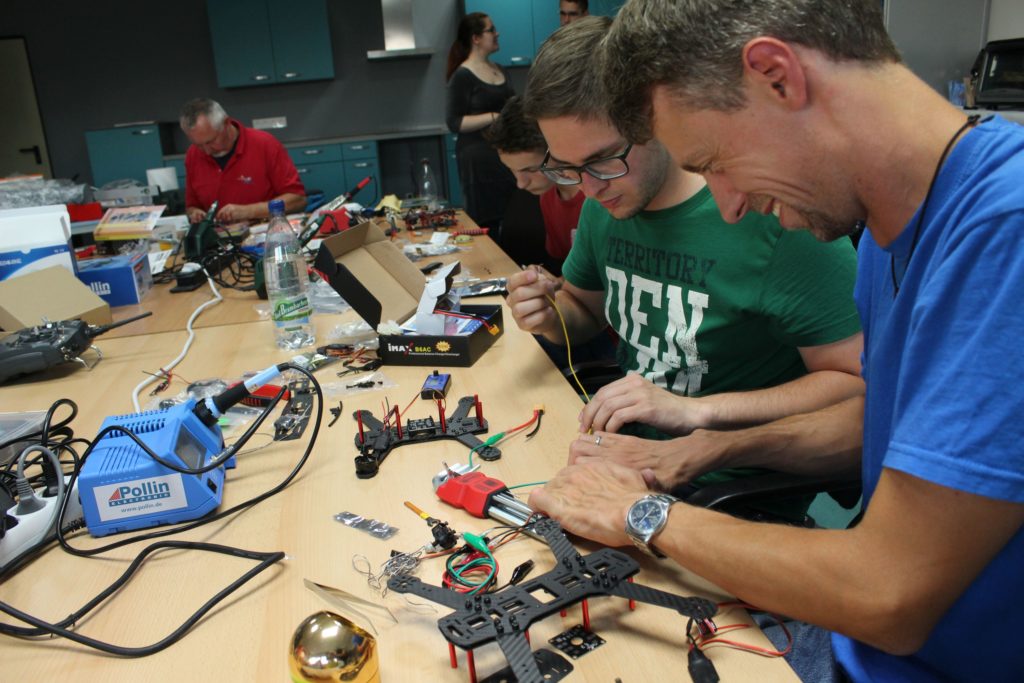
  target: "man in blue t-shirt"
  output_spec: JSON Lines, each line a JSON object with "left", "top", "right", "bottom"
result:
{"left": 529, "top": 2, "right": 1024, "bottom": 683}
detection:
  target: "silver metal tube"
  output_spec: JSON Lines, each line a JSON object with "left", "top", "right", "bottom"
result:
{"left": 493, "top": 492, "right": 534, "bottom": 517}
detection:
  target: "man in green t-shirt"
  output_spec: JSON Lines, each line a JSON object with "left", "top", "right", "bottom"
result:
{"left": 507, "top": 17, "right": 864, "bottom": 510}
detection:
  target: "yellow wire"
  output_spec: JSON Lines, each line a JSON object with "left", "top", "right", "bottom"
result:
{"left": 545, "top": 293, "right": 591, "bottom": 403}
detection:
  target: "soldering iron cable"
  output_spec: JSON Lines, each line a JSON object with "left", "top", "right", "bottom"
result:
{"left": 131, "top": 269, "right": 223, "bottom": 411}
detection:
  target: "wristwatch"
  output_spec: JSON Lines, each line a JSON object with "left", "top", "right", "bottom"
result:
{"left": 625, "top": 493, "right": 678, "bottom": 558}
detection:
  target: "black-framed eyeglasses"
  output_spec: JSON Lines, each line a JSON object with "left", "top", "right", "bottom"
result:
{"left": 540, "top": 143, "right": 633, "bottom": 186}
{"left": 482, "top": 26, "right": 497, "bottom": 33}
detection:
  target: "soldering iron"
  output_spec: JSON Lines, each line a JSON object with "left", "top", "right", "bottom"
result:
{"left": 78, "top": 363, "right": 290, "bottom": 536}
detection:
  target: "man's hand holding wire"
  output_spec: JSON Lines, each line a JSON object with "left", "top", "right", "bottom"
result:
{"left": 507, "top": 267, "right": 560, "bottom": 335}
{"left": 579, "top": 373, "right": 711, "bottom": 436}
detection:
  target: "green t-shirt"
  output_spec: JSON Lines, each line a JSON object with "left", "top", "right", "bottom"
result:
{"left": 562, "top": 187, "right": 861, "bottom": 521}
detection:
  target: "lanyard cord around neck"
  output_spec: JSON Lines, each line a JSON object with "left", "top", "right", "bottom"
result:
{"left": 891, "top": 114, "right": 982, "bottom": 296}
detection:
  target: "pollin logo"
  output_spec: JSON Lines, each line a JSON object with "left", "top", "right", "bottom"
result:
{"left": 90, "top": 281, "right": 112, "bottom": 296}
{"left": 108, "top": 480, "right": 171, "bottom": 507}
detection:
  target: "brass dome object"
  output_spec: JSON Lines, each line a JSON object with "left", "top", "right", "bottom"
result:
{"left": 289, "top": 611, "right": 380, "bottom": 683}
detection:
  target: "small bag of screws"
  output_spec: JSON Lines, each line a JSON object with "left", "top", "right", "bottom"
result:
{"left": 334, "top": 511, "right": 399, "bottom": 540}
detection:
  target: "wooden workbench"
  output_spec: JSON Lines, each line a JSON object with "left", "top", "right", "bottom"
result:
{"left": 0, "top": 219, "right": 798, "bottom": 682}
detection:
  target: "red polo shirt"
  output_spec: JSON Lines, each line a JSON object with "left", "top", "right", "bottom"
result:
{"left": 184, "top": 118, "right": 305, "bottom": 211}
{"left": 539, "top": 185, "right": 584, "bottom": 262}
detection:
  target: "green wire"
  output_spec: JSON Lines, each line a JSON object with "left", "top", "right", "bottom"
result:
{"left": 506, "top": 481, "right": 547, "bottom": 490}
{"left": 448, "top": 532, "right": 497, "bottom": 595}
{"left": 468, "top": 432, "right": 505, "bottom": 468}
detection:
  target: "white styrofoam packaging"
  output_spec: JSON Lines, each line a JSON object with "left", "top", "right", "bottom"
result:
{"left": 0, "top": 204, "right": 76, "bottom": 281}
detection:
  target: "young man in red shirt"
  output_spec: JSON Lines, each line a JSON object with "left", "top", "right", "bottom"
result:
{"left": 487, "top": 95, "right": 584, "bottom": 275}
{"left": 179, "top": 98, "right": 305, "bottom": 224}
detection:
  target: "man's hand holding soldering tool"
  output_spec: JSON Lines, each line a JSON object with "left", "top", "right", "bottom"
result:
{"left": 507, "top": 264, "right": 564, "bottom": 336}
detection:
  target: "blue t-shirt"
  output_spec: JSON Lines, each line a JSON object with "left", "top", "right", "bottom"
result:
{"left": 834, "top": 116, "right": 1024, "bottom": 681}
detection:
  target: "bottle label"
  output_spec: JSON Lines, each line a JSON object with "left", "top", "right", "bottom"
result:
{"left": 271, "top": 293, "right": 311, "bottom": 325}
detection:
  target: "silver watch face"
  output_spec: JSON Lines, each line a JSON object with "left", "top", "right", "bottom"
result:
{"left": 628, "top": 498, "right": 664, "bottom": 535}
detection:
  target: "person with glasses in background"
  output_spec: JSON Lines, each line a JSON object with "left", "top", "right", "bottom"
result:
{"left": 445, "top": 12, "right": 517, "bottom": 232}
{"left": 507, "top": 18, "right": 865, "bottom": 522}
{"left": 487, "top": 95, "right": 585, "bottom": 275}
{"left": 559, "top": 0, "right": 589, "bottom": 26}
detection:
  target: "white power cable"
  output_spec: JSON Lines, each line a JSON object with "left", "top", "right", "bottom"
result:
{"left": 131, "top": 269, "right": 223, "bottom": 412}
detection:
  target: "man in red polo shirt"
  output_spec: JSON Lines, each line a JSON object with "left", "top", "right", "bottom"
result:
{"left": 179, "top": 98, "right": 305, "bottom": 224}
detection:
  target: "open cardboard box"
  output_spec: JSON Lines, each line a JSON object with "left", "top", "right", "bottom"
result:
{"left": 0, "top": 265, "right": 111, "bottom": 332}
{"left": 315, "top": 221, "right": 503, "bottom": 367}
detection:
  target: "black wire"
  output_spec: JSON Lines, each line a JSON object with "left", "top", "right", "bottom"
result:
{"left": 0, "top": 399, "right": 77, "bottom": 454}
{"left": 200, "top": 243, "right": 258, "bottom": 291}
{"left": 54, "top": 369, "right": 319, "bottom": 556}
{"left": 0, "top": 541, "right": 283, "bottom": 656}
{"left": 0, "top": 364, "right": 322, "bottom": 655}
{"left": 525, "top": 410, "right": 543, "bottom": 439}
{"left": 891, "top": 114, "right": 982, "bottom": 296}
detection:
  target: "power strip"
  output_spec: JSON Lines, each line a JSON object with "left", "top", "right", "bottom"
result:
{"left": 0, "top": 478, "right": 83, "bottom": 575}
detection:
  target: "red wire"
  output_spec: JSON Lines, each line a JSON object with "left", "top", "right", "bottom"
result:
{"left": 442, "top": 550, "right": 499, "bottom": 593}
{"left": 690, "top": 602, "right": 792, "bottom": 657}
{"left": 432, "top": 309, "right": 497, "bottom": 332}
{"left": 402, "top": 389, "right": 420, "bottom": 420}
{"left": 503, "top": 411, "right": 539, "bottom": 436}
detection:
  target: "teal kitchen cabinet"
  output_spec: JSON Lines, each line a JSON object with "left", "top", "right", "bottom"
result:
{"left": 340, "top": 142, "right": 379, "bottom": 199}
{"left": 466, "top": 0, "right": 536, "bottom": 67}
{"left": 207, "top": 0, "right": 334, "bottom": 88}
{"left": 288, "top": 144, "right": 345, "bottom": 200}
{"left": 286, "top": 141, "right": 379, "bottom": 202}
{"left": 85, "top": 124, "right": 172, "bottom": 187}
{"left": 531, "top": 0, "right": 561, "bottom": 55}
{"left": 590, "top": 0, "right": 627, "bottom": 18}
{"left": 342, "top": 158, "right": 379, "bottom": 200}
{"left": 465, "top": 0, "right": 622, "bottom": 67}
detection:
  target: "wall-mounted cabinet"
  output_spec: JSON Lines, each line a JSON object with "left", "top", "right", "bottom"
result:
{"left": 85, "top": 124, "right": 174, "bottom": 187}
{"left": 465, "top": 0, "right": 553, "bottom": 67}
{"left": 207, "top": 0, "right": 334, "bottom": 88}
{"left": 466, "top": 0, "right": 625, "bottom": 67}
{"left": 287, "top": 141, "right": 379, "bottom": 201}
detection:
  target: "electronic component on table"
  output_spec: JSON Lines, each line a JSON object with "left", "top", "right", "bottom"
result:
{"left": 78, "top": 363, "right": 288, "bottom": 536}
{"left": 420, "top": 370, "right": 451, "bottom": 399}
{"left": 297, "top": 176, "right": 373, "bottom": 247}
{"left": 387, "top": 518, "right": 719, "bottom": 683}
{"left": 183, "top": 200, "right": 220, "bottom": 261}
{"left": 0, "top": 312, "right": 153, "bottom": 385}
{"left": 79, "top": 400, "right": 229, "bottom": 537}
{"left": 273, "top": 380, "right": 314, "bottom": 441}
{"left": 404, "top": 500, "right": 458, "bottom": 551}
{"left": 352, "top": 395, "right": 498, "bottom": 479}
{"left": 434, "top": 467, "right": 537, "bottom": 536}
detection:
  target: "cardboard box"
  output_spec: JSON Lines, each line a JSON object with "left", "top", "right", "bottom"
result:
{"left": 315, "top": 222, "right": 503, "bottom": 367}
{"left": 0, "top": 265, "right": 111, "bottom": 331}
{"left": 0, "top": 205, "right": 76, "bottom": 281}
{"left": 77, "top": 250, "right": 153, "bottom": 307}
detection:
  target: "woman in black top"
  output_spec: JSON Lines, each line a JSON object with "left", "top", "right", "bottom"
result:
{"left": 445, "top": 12, "right": 516, "bottom": 231}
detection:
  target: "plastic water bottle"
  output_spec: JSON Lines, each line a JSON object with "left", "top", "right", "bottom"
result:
{"left": 418, "top": 158, "right": 438, "bottom": 210}
{"left": 263, "top": 199, "right": 315, "bottom": 349}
